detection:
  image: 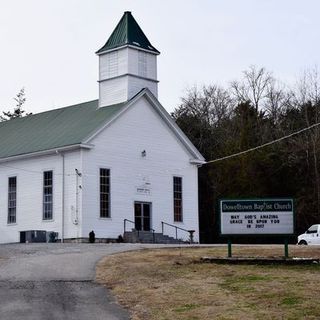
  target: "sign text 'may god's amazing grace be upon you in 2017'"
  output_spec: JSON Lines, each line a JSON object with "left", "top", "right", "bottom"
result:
{"left": 220, "top": 199, "right": 294, "bottom": 235}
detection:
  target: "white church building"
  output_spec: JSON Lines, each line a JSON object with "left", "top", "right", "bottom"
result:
{"left": 0, "top": 12, "right": 205, "bottom": 244}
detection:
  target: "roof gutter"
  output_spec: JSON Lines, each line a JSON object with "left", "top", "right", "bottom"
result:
{"left": 55, "top": 150, "right": 66, "bottom": 243}
{"left": 0, "top": 143, "right": 94, "bottom": 164}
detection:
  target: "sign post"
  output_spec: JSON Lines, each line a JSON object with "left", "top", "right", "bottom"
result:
{"left": 220, "top": 199, "right": 294, "bottom": 258}
{"left": 228, "top": 238, "right": 232, "bottom": 258}
{"left": 284, "top": 238, "right": 289, "bottom": 259}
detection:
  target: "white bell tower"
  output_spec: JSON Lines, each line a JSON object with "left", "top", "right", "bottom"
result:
{"left": 96, "top": 12, "right": 160, "bottom": 107}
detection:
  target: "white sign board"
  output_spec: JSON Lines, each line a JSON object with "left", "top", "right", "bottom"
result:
{"left": 136, "top": 186, "right": 151, "bottom": 195}
{"left": 220, "top": 199, "right": 294, "bottom": 235}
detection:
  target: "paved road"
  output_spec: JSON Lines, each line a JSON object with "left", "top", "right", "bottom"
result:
{"left": 0, "top": 243, "right": 152, "bottom": 320}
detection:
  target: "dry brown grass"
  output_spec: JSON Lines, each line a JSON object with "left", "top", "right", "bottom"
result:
{"left": 96, "top": 246, "right": 320, "bottom": 320}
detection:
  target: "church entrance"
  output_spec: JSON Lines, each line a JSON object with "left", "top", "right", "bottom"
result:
{"left": 134, "top": 202, "right": 151, "bottom": 231}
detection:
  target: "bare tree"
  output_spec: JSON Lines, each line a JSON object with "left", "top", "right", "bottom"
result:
{"left": 172, "top": 84, "right": 234, "bottom": 157}
{"left": 202, "top": 85, "right": 235, "bottom": 126}
{"left": 174, "top": 85, "right": 234, "bottom": 126}
{"left": 265, "top": 81, "right": 293, "bottom": 125}
{"left": 294, "top": 67, "right": 320, "bottom": 217}
{"left": 230, "top": 66, "right": 274, "bottom": 111}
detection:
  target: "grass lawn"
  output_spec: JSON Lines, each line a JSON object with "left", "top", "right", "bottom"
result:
{"left": 96, "top": 246, "right": 320, "bottom": 320}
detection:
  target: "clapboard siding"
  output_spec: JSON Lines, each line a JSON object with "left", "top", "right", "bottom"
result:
{"left": 99, "top": 47, "right": 158, "bottom": 107}
{"left": 0, "top": 151, "right": 81, "bottom": 243}
{"left": 0, "top": 97, "right": 200, "bottom": 243}
{"left": 63, "top": 151, "right": 83, "bottom": 239}
{"left": 127, "top": 48, "right": 157, "bottom": 80}
{"left": 82, "top": 96, "right": 199, "bottom": 241}
{"left": 128, "top": 75, "right": 158, "bottom": 100}
{"left": 99, "top": 48, "right": 128, "bottom": 81}
{"left": 99, "top": 75, "right": 158, "bottom": 107}
{"left": 99, "top": 48, "right": 157, "bottom": 81}
{"left": 99, "top": 77, "right": 128, "bottom": 107}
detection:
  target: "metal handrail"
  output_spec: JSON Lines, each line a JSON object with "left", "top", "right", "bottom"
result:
{"left": 124, "top": 219, "right": 156, "bottom": 243}
{"left": 150, "top": 227, "right": 156, "bottom": 243}
{"left": 124, "top": 219, "right": 136, "bottom": 233}
{"left": 161, "top": 221, "right": 195, "bottom": 243}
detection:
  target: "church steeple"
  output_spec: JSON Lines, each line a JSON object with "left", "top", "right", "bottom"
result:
{"left": 97, "top": 12, "right": 160, "bottom": 107}
{"left": 96, "top": 11, "right": 159, "bottom": 55}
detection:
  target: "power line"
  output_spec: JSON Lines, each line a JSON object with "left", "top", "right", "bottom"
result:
{"left": 205, "top": 121, "right": 320, "bottom": 165}
{"left": 2, "top": 121, "right": 319, "bottom": 174}
{"left": 0, "top": 163, "right": 74, "bottom": 176}
{"left": 0, "top": 162, "right": 190, "bottom": 177}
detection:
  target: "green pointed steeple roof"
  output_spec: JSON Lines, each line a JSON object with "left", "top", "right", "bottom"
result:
{"left": 96, "top": 11, "right": 160, "bottom": 54}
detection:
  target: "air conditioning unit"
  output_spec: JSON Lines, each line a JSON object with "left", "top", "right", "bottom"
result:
{"left": 46, "top": 231, "right": 59, "bottom": 243}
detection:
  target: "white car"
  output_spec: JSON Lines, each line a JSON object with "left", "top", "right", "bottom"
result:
{"left": 297, "top": 224, "right": 320, "bottom": 245}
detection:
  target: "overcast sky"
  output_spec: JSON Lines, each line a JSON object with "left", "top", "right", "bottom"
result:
{"left": 0, "top": 0, "right": 319, "bottom": 115}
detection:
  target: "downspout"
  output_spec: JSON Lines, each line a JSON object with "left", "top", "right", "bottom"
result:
{"left": 75, "top": 168, "right": 81, "bottom": 231}
{"left": 60, "top": 152, "right": 65, "bottom": 243}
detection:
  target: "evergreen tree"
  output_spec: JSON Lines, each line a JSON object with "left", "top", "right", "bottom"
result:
{"left": 0, "top": 88, "right": 31, "bottom": 121}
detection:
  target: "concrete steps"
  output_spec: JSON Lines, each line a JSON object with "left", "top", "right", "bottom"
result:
{"left": 123, "top": 231, "right": 185, "bottom": 244}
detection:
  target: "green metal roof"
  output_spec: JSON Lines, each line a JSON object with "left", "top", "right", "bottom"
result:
{"left": 0, "top": 100, "right": 126, "bottom": 159}
{"left": 96, "top": 11, "right": 159, "bottom": 54}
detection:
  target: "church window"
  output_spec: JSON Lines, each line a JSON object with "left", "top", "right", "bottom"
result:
{"left": 43, "top": 171, "right": 53, "bottom": 220}
{"left": 173, "top": 176, "right": 183, "bottom": 222}
{"left": 8, "top": 177, "right": 17, "bottom": 224}
{"left": 100, "top": 168, "right": 110, "bottom": 218}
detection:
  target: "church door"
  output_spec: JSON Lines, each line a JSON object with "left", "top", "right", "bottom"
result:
{"left": 134, "top": 202, "right": 151, "bottom": 231}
